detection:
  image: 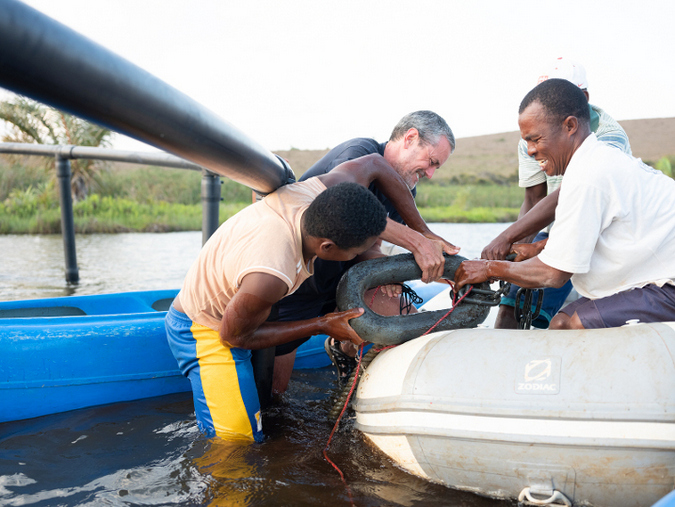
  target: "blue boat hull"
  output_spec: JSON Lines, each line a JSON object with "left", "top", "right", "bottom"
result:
{"left": 0, "top": 281, "right": 448, "bottom": 422}
{"left": 0, "top": 290, "right": 190, "bottom": 423}
{"left": 0, "top": 289, "right": 335, "bottom": 423}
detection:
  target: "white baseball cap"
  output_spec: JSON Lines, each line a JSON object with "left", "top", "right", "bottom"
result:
{"left": 537, "top": 57, "right": 588, "bottom": 90}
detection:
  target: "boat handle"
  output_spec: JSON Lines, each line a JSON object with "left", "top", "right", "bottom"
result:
{"left": 518, "top": 487, "right": 572, "bottom": 506}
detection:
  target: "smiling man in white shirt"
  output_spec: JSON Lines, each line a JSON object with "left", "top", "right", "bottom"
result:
{"left": 454, "top": 78, "right": 675, "bottom": 330}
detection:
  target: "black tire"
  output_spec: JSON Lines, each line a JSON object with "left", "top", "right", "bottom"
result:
{"left": 336, "top": 253, "right": 490, "bottom": 345}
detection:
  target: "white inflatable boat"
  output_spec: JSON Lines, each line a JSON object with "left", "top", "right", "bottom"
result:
{"left": 353, "top": 318, "right": 675, "bottom": 506}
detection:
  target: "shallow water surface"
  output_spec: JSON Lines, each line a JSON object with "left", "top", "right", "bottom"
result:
{"left": 0, "top": 223, "right": 514, "bottom": 506}
{"left": 0, "top": 370, "right": 514, "bottom": 506}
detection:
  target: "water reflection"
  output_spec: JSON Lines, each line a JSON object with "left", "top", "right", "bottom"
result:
{"left": 0, "top": 231, "right": 202, "bottom": 301}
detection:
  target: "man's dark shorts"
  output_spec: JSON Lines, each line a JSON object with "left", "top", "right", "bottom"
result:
{"left": 500, "top": 232, "right": 573, "bottom": 328}
{"left": 269, "top": 297, "right": 336, "bottom": 356}
{"left": 559, "top": 283, "right": 675, "bottom": 328}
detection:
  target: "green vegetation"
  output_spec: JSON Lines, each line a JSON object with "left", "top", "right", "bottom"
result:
{"left": 94, "top": 165, "right": 253, "bottom": 204}
{"left": 0, "top": 97, "right": 114, "bottom": 201}
{"left": 655, "top": 156, "right": 673, "bottom": 178}
{"left": 2, "top": 150, "right": 674, "bottom": 234}
{"left": 414, "top": 181, "right": 522, "bottom": 223}
{"left": 0, "top": 161, "right": 251, "bottom": 234}
{"left": 415, "top": 182, "right": 523, "bottom": 209}
{"left": 420, "top": 206, "right": 519, "bottom": 223}
{"left": 0, "top": 159, "right": 523, "bottom": 233}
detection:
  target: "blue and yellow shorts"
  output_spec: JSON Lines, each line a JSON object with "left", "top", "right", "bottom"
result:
{"left": 165, "top": 305, "right": 263, "bottom": 442}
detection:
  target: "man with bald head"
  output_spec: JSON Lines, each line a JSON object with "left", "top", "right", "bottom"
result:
{"left": 454, "top": 78, "right": 675, "bottom": 329}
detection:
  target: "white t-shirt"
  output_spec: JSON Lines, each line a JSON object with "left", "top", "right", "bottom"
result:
{"left": 538, "top": 134, "right": 675, "bottom": 300}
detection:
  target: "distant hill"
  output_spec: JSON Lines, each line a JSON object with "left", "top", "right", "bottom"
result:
{"left": 275, "top": 117, "right": 675, "bottom": 184}
{"left": 620, "top": 117, "right": 675, "bottom": 162}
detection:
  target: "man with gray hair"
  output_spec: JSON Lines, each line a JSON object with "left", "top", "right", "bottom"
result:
{"left": 273, "top": 110, "right": 458, "bottom": 387}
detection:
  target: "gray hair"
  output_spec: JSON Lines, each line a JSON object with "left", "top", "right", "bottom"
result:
{"left": 389, "top": 110, "right": 455, "bottom": 153}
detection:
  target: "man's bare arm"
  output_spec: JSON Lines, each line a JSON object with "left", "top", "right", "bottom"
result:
{"left": 482, "top": 187, "right": 559, "bottom": 260}
{"left": 317, "top": 154, "right": 460, "bottom": 281}
{"left": 220, "top": 272, "right": 365, "bottom": 350}
{"left": 522, "top": 183, "right": 548, "bottom": 218}
{"left": 453, "top": 256, "right": 571, "bottom": 293}
{"left": 317, "top": 154, "right": 426, "bottom": 231}
{"left": 380, "top": 220, "right": 458, "bottom": 282}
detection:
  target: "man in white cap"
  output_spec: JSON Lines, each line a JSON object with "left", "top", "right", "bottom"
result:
{"left": 481, "top": 57, "right": 632, "bottom": 329}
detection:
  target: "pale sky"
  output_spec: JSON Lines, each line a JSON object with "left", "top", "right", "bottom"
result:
{"left": 4, "top": 0, "right": 675, "bottom": 153}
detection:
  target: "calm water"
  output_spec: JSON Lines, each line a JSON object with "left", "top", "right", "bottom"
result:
{"left": 0, "top": 224, "right": 516, "bottom": 507}
{"left": 0, "top": 224, "right": 505, "bottom": 302}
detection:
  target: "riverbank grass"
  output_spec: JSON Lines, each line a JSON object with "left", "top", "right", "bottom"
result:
{"left": 1, "top": 162, "right": 522, "bottom": 233}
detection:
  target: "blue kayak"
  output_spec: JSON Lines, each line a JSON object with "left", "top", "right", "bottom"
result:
{"left": 0, "top": 281, "right": 448, "bottom": 423}
{"left": 0, "top": 290, "right": 189, "bottom": 423}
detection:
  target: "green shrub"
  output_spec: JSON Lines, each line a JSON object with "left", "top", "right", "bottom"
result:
{"left": 0, "top": 158, "right": 51, "bottom": 201}
{"left": 420, "top": 206, "right": 519, "bottom": 223}
{"left": 415, "top": 183, "right": 524, "bottom": 209}
{"left": 2, "top": 182, "right": 57, "bottom": 218}
{"left": 94, "top": 166, "right": 253, "bottom": 204}
{"left": 655, "top": 157, "right": 673, "bottom": 178}
{"left": 0, "top": 161, "right": 254, "bottom": 233}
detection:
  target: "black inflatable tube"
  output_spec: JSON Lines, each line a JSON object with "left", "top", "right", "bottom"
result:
{"left": 336, "top": 254, "right": 490, "bottom": 345}
{"left": 0, "top": 0, "right": 292, "bottom": 195}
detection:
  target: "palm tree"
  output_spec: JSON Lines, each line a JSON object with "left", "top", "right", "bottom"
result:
{"left": 0, "top": 95, "right": 113, "bottom": 201}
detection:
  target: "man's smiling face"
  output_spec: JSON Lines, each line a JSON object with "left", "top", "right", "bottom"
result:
{"left": 392, "top": 133, "right": 451, "bottom": 189}
{"left": 518, "top": 101, "right": 575, "bottom": 177}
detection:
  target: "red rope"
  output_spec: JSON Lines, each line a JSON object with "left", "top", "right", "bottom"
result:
{"left": 421, "top": 284, "right": 472, "bottom": 336}
{"left": 323, "top": 284, "right": 474, "bottom": 498}
{"left": 322, "top": 343, "right": 365, "bottom": 506}
{"left": 368, "top": 286, "right": 380, "bottom": 308}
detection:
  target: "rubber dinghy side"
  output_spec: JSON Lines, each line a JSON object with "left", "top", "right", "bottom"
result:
{"left": 353, "top": 322, "right": 675, "bottom": 506}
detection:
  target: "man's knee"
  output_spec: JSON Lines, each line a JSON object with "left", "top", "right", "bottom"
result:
{"left": 272, "top": 351, "right": 296, "bottom": 394}
{"left": 495, "top": 303, "right": 518, "bottom": 329}
{"left": 550, "top": 311, "right": 584, "bottom": 330}
{"left": 365, "top": 287, "right": 417, "bottom": 316}
{"left": 549, "top": 313, "right": 568, "bottom": 329}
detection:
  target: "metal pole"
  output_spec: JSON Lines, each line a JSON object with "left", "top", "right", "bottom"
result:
{"left": 201, "top": 170, "right": 221, "bottom": 245}
{"left": 0, "top": 143, "right": 204, "bottom": 171}
{"left": 55, "top": 155, "right": 79, "bottom": 283}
